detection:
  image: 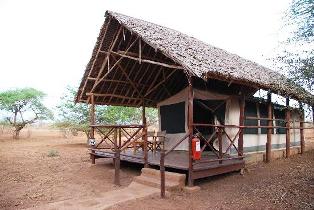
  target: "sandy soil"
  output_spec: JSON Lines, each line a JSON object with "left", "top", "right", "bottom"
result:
{"left": 0, "top": 130, "right": 313, "bottom": 210}
{"left": 115, "top": 150, "right": 314, "bottom": 210}
{"left": 0, "top": 132, "right": 139, "bottom": 210}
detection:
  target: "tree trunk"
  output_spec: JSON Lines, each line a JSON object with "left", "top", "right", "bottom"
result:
{"left": 13, "top": 126, "right": 24, "bottom": 139}
{"left": 13, "top": 129, "right": 20, "bottom": 139}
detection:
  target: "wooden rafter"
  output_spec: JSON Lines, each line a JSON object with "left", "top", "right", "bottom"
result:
{"left": 114, "top": 50, "right": 175, "bottom": 65}
{"left": 110, "top": 51, "right": 183, "bottom": 69}
{"left": 99, "top": 32, "right": 136, "bottom": 104}
{"left": 79, "top": 17, "right": 112, "bottom": 101}
{"left": 144, "top": 69, "right": 177, "bottom": 97}
{"left": 86, "top": 93, "right": 153, "bottom": 102}
{"left": 126, "top": 45, "right": 157, "bottom": 106}
{"left": 90, "top": 37, "right": 139, "bottom": 93}
{"left": 111, "top": 56, "right": 143, "bottom": 98}
{"left": 89, "top": 25, "right": 123, "bottom": 94}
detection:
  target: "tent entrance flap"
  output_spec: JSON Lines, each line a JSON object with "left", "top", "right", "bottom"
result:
{"left": 194, "top": 99, "right": 226, "bottom": 151}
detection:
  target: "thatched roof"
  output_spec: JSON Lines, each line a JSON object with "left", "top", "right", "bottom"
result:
{"left": 76, "top": 11, "right": 313, "bottom": 106}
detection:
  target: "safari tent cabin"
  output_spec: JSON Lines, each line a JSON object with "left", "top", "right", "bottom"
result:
{"left": 158, "top": 87, "right": 303, "bottom": 154}
{"left": 75, "top": 11, "right": 314, "bottom": 188}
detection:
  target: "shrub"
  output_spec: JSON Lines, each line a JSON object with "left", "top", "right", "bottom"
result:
{"left": 47, "top": 149, "right": 59, "bottom": 157}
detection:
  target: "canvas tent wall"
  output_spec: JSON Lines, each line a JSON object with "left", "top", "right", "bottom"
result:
{"left": 158, "top": 87, "right": 301, "bottom": 153}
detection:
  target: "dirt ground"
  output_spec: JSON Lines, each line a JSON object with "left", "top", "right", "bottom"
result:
{"left": 0, "top": 129, "right": 313, "bottom": 210}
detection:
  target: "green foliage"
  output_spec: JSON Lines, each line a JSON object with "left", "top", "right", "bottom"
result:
{"left": 0, "top": 88, "right": 52, "bottom": 139}
{"left": 56, "top": 86, "right": 158, "bottom": 139}
{"left": 47, "top": 149, "right": 59, "bottom": 157}
{"left": 99, "top": 106, "right": 157, "bottom": 125}
{"left": 285, "top": 0, "right": 314, "bottom": 43}
{"left": 273, "top": 0, "right": 313, "bottom": 94}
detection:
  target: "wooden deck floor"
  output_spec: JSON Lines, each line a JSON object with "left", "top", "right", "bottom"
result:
{"left": 92, "top": 149, "right": 244, "bottom": 172}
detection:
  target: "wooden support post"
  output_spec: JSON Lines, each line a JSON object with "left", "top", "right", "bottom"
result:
{"left": 312, "top": 106, "right": 314, "bottom": 123}
{"left": 187, "top": 82, "right": 194, "bottom": 187}
{"left": 238, "top": 95, "right": 245, "bottom": 157}
{"left": 90, "top": 94, "right": 96, "bottom": 164}
{"left": 218, "top": 127, "right": 223, "bottom": 164}
{"left": 160, "top": 149, "right": 165, "bottom": 198}
{"left": 299, "top": 103, "right": 305, "bottom": 154}
{"left": 119, "top": 127, "right": 122, "bottom": 148}
{"left": 114, "top": 128, "right": 120, "bottom": 186}
{"left": 266, "top": 92, "right": 272, "bottom": 163}
{"left": 142, "top": 101, "right": 148, "bottom": 168}
{"left": 285, "top": 97, "right": 291, "bottom": 158}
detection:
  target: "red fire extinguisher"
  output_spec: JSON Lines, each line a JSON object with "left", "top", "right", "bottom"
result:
{"left": 192, "top": 135, "right": 201, "bottom": 160}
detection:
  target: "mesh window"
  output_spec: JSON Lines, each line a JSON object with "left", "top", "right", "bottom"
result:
{"left": 274, "top": 108, "right": 286, "bottom": 134}
{"left": 160, "top": 102, "right": 185, "bottom": 134}
{"left": 244, "top": 101, "right": 258, "bottom": 134}
{"left": 259, "top": 103, "right": 274, "bottom": 134}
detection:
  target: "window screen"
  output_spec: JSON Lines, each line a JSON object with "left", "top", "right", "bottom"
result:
{"left": 244, "top": 101, "right": 258, "bottom": 134}
{"left": 259, "top": 103, "right": 274, "bottom": 134}
{"left": 274, "top": 108, "right": 286, "bottom": 134}
{"left": 160, "top": 102, "right": 185, "bottom": 134}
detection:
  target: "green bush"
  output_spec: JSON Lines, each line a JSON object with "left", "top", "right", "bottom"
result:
{"left": 47, "top": 149, "right": 59, "bottom": 157}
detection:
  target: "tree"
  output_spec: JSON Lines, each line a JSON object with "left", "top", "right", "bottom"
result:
{"left": 56, "top": 86, "right": 158, "bottom": 140}
{"left": 99, "top": 106, "right": 158, "bottom": 126}
{"left": 0, "top": 88, "right": 52, "bottom": 139}
{"left": 277, "top": 0, "right": 314, "bottom": 92}
{"left": 56, "top": 86, "right": 97, "bottom": 139}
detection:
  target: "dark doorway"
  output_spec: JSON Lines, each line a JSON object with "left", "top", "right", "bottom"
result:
{"left": 193, "top": 99, "right": 226, "bottom": 151}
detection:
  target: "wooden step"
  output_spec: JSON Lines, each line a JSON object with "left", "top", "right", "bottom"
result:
{"left": 133, "top": 175, "right": 182, "bottom": 191}
{"left": 133, "top": 168, "right": 186, "bottom": 191}
{"left": 141, "top": 168, "right": 186, "bottom": 184}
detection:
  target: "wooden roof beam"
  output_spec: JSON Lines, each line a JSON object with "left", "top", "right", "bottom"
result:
{"left": 111, "top": 56, "right": 143, "bottom": 98}
{"left": 79, "top": 16, "right": 113, "bottom": 101}
{"left": 88, "top": 25, "right": 123, "bottom": 94}
{"left": 90, "top": 37, "right": 139, "bottom": 93}
{"left": 144, "top": 69, "right": 177, "bottom": 97}
{"left": 86, "top": 93, "right": 154, "bottom": 102}
{"left": 110, "top": 51, "right": 184, "bottom": 69}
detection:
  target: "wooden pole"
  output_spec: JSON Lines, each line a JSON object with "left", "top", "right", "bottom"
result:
{"left": 160, "top": 149, "right": 165, "bottom": 198}
{"left": 299, "top": 103, "right": 305, "bottom": 154}
{"left": 285, "top": 97, "right": 291, "bottom": 158}
{"left": 90, "top": 94, "right": 96, "bottom": 164}
{"left": 218, "top": 127, "right": 223, "bottom": 164}
{"left": 312, "top": 106, "right": 314, "bottom": 123}
{"left": 142, "top": 100, "right": 148, "bottom": 168}
{"left": 238, "top": 95, "right": 245, "bottom": 157}
{"left": 187, "top": 81, "right": 194, "bottom": 187}
{"left": 114, "top": 128, "right": 120, "bottom": 186}
{"left": 266, "top": 92, "right": 272, "bottom": 162}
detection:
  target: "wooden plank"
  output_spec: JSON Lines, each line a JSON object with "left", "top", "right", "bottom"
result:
{"left": 192, "top": 162, "right": 244, "bottom": 180}
{"left": 285, "top": 97, "right": 291, "bottom": 158}
{"left": 144, "top": 69, "right": 177, "bottom": 97}
{"left": 114, "top": 129, "right": 120, "bottom": 186}
{"left": 300, "top": 103, "right": 305, "bottom": 154}
{"left": 90, "top": 94, "right": 96, "bottom": 164}
{"left": 266, "top": 92, "right": 272, "bottom": 162}
{"left": 86, "top": 93, "right": 153, "bottom": 102}
{"left": 187, "top": 82, "right": 194, "bottom": 187}
{"left": 238, "top": 95, "right": 245, "bottom": 157}
{"left": 142, "top": 101, "right": 148, "bottom": 168}
{"left": 110, "top": 51, "right": 184, "bottom": 69}
{"left": 90, "top": 36, "right": 139, "bottom": 93}
{"left": 218, "top": 128, "right": 223, "bottom": 164}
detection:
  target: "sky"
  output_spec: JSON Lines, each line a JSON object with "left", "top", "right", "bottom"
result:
{"left": 0, "top": 0, "right": 291, "bottom": 111}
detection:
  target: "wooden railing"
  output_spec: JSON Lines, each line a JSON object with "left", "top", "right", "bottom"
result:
{"left": 160, "top": 120, "right": 314, "bottom": 197}
{"left": 90, "top": 124, "right": 146, "bottom": 185}
{"left": 192, "top": 124, "right": 243, "bottom": 165}
{"left": 160, "top": 133, "right": 189, "bottom": 197}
